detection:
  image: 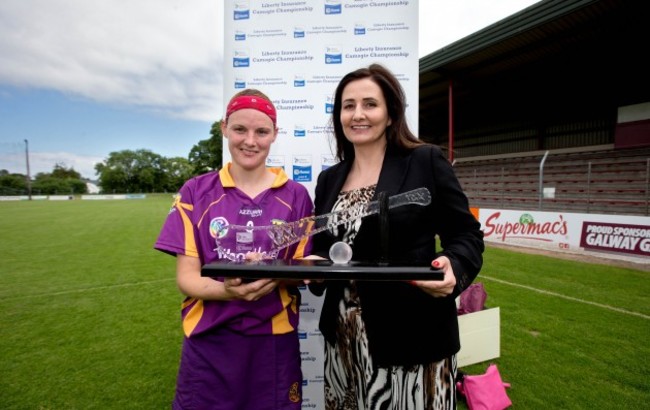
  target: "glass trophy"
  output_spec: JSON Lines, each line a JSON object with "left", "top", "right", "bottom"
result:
{"left": 206, "top": 187, "right": 444, "bottom": 280}
{"left": 214, "top": 187, "right": 431, "bottom": 260}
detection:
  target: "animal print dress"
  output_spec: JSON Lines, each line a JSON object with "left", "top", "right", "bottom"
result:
{"left": 325, "top": 185, "right": 457, "bottom": 410}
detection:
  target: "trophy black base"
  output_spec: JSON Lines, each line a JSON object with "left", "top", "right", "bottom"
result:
{"left": 201, "top": 259, "right": 444, "bottom": 281}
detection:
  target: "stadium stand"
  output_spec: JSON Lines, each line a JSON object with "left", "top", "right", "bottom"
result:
{"left": 453, "top": 145, "right": 650, "bottom": 216}
{"left": 418, "top": 0, "right": 649, "bottom": 216}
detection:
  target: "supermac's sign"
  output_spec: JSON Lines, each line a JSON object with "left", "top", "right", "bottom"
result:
{"left": 479, "top": 209, "right": 649, "bottom": 260}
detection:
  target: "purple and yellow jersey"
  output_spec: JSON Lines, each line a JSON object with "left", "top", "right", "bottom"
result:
{"left": 154, "top": 164, "right": 314, "bottom": 337}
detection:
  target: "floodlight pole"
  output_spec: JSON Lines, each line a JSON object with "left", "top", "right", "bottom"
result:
{"left": 538, "top": 150, "right": 549, "bottom": 210}
{"left": 24, "top": 139, "right": 32, "bottom": 200}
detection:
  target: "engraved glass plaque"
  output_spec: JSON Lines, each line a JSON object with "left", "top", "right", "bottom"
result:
{"left": 214, "top": 187, "right": 431, "bottom": 260}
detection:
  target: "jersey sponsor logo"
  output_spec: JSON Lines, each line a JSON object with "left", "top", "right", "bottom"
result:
{"left": 239, "top": 205, "right": 263, "bottom": 218}
{"left": 209, "top": 217, "right": 229, "bottom": 239}
{"left": 216, "top": 247, "right": 274, "bottom": 261}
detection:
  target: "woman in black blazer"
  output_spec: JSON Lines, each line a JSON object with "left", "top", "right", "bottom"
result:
{"left": 309, "top": 64, "right": 484, "bottom": 410}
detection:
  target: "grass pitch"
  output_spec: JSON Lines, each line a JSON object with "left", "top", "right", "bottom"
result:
{"left": 0, "top": 195, "right": 648, "bottom": 409}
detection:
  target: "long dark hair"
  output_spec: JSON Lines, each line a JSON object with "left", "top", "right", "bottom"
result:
{"left": 330, "top": 63, "right": 423, "bottom": 161}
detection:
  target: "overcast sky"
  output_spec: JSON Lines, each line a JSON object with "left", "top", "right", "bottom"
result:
{"left": 0, "top": 0, "right": 540, "bottom": 179}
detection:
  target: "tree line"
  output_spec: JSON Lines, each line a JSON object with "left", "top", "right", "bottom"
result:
{"left": 0, "top": 121, "right": 222, "bottom": 196}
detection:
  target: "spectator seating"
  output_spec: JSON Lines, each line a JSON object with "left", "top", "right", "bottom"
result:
{"left": 453, "top": 145, "right": 650, "bottom": 216}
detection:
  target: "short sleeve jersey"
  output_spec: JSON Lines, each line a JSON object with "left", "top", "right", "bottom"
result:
{"left": 154, "top": 164, "right": 314, "bottom": 337}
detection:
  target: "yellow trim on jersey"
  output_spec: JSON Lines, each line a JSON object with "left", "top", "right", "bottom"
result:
{"left": 269, "top": 167, "right": 289, "bottom": 187}
{"left": 274, "top": 196, "right": 292, "bottom": 209}
{"left": 197, "top": 193, "right": 227, "bottom": 229}
{"left": 182, "top": 298, "right": 203, "bottom": 336}
{"left": 173, "top": 195, "right": 198, "bottom": 258}
{"left": 272, "top": 285, "right": 297, "bottom": 333}
{"left": 219, "top": 164, "right": 236, "bottom": 187}
{"left": 219, "top": 162, "right": 289, "bottom": 188}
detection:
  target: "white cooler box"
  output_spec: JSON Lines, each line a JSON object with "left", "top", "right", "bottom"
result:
{"left": 457, "top": 307, "right": 501, "bottom": 367}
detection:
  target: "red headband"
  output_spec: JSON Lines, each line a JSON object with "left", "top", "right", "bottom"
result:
{"left": 225, "top": 95, "right": 277, "bottom": 126}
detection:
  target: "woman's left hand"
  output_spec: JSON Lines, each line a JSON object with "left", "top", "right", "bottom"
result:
{"left": 410, "top": 256, "right": 456, "bottom": 297}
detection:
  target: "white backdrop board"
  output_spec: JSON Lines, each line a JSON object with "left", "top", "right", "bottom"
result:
{"left": 223, "top": 2, "right": 419, "bottom": 408}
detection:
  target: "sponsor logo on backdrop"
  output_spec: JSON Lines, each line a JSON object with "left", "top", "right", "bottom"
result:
{"left": 253, "top": 3, "right": 314, "bottom": 15}
{"left": 233, "top": 0, "right": 249, "bottom": 20}
{"left": 249, "top": 77, "right": 287, "bottom": 88}
{"left": 354, "top": 23, "right": 366, "bottom": 35}
{"left": 344, "top": 1, "right": 410, "bottom": 10}
{"left": 301, "top": 354, "right": 317, "bottom": 362}
{"left": 325, "top": 46, "right": 342, "bottom": 64}
{"left": 293, "top": 168, "right": 312, "bottom": 181}
{"left": 234, "top": 76, "right": 246, "bottom": 89}
{"left": 249, "top": 77, "right": 287, "bottom": 87}
{"left": 325, "top": 0, "right": 341, "bottom": 15}
{"left": 367, "top": 22, "right": 410, "bottom": 33}
{"left": 233, "top": 49, "right": 250, "bottom": 67}
{"left": 395, "top": 72, "right": 411, "bottom": 83}
{"left": 300, "top": 306, "right": 316, "bottom": 314}
{"left": 294, "top": 74, "right": 305, "bottom": 87}
{"left": 276, "top": 128, "right": 289, "bottom": 138}
{"left": 309, "top": 125, "right": 329, "bottom": 136}
{"left": 321, "top": 154, "right": 337, "bottom": 170}
{"left": 267, "top": 155, "right": 285, "bottom": 169}
{"left": 305, "top": 75, "right": 341, "bottom": 85}
{"left": 294, "top": 26, "right": 305, "bottom": 38}
{"left": 247, "top": 28, "right": 288, "bottom": 39}
{"left": 294, "top": 125, "right": 306, "bottom": 137}
{"left": 293, "top": 155, "right": 312, "bottom": 182}
{"left": 297, "top": 325, "right": 322, "bottom": 337}
{"left": 306, "top": 25, "right": 347, "bottom": 35}
{"left": 346, "top": 45, "right": 409, "bottom": 60}
{"left": 580, "top": 222, "right": 650, "bottom": 257}
{"left": 253, "top": 49, "right": 314, "bottom": 64}
{"left": 234, "top": 29, "right": 246, "bottom": 41}
{"left": 275, "top": 98, "right": 315, "bottom": 112}
{"left": 325, "top": 95, "right": 334, "bottom": 113}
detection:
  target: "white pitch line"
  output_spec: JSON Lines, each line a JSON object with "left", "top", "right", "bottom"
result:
{"left": 480, "top": 275, "right": 650, "bottom": 320}
{"left": 6, "top": 276, "right": 650, "bottom": 321}
{"left": 1, "top": 278, "right": 175, "bottom": 301}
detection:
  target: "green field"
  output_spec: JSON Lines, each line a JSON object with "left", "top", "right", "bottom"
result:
{"left": 1, "top": 196, "right": 648, "bottom": 409}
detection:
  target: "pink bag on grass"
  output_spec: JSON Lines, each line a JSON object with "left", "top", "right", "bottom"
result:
{"left": 458, "top": 282, "right": 487, "bottom": 315}
{"left": 456, "top": 364, "right": 512, "bottom": 410}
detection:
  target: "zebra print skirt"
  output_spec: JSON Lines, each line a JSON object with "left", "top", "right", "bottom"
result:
{"left": 323, "top": 283, "right": 457, "bottom": 410}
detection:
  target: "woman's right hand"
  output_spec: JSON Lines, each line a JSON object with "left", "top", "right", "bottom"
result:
{"left": 223, "top": 277, "right": 279, "bottom": 301}
{"left": 410, "top": 256, "right": 456, "bottom": 297}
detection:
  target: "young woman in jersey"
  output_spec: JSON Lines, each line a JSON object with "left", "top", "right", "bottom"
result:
{"left": 155, "top": 88, "right": 313, "bottom": 410}
{"left": 309, "top": 64, "right": 484, "bottom": 409}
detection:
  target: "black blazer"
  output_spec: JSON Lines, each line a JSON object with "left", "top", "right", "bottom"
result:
{"left": 311, "top": 144, "right": 484, "bottom": 367}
